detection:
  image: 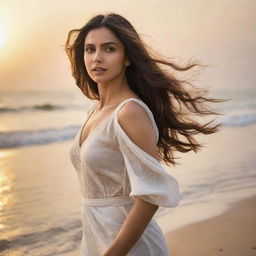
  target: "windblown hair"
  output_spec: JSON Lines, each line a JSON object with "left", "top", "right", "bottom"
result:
{"left": 65, "top": 12, "right": 225, "bottom": 166}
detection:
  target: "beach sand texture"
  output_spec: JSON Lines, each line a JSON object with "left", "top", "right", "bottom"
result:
{"left": 166, "top": 195, "right": 256, "bottom": 256}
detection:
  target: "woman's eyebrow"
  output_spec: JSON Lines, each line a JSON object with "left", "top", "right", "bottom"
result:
{"left": 85, "top": 42, "right": 118, "bottom": 47}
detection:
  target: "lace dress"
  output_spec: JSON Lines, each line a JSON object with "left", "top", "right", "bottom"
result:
{"left": 69, "top": 98, "right": 180, "bottom": 256}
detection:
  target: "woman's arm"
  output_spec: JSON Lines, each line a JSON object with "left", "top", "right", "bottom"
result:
{"left": 103, "top": 101, "right": 160, "bottom": 256}
{"left": 103, "top": 197, "right": 159, "bottom": 256}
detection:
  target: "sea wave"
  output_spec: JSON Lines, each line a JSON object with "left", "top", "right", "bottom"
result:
{"left": 0, "top": 103, "right": 84, "bottom": 113}
{"left": 0, "top": 125, "right": 80, "bottom": 149}
{"left": 1, "top": 112, "right": 256, "bottom": 149}
{"left": 0, "top": 221, "right": 81, "bottom": 254}
{"left": 0, "top": 104, "right": 63, "bottom": 113}
{"left": 219, "top": 112, "right": 256, "bottom": 127}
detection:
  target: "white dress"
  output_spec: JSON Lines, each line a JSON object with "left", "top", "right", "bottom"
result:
{"left": 69, "top": 98, "right": 180, "bottom": 256}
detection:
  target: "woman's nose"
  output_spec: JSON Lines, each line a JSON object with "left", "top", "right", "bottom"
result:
{"left": 93, "top": 49, "right": 103, "bottom": 63}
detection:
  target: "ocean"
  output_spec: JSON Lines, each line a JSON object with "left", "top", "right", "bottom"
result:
{"left": 0, "top": 88, "right": 255, "bottom": 255}
{"left": 1, "top": 88, "right": 255, "bottom": 149}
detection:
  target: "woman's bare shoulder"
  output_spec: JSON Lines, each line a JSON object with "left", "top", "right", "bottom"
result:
{"left": 117, "top": 100, "right": 159, "bottom": 159}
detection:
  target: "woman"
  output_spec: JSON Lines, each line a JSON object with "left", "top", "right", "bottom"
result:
{"left": 66, "top": 13, "right": 222, "bottom": 256}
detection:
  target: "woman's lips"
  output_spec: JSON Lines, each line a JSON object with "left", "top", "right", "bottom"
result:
{"left": 92, "top": 69, "right": 107, "bottom": 75}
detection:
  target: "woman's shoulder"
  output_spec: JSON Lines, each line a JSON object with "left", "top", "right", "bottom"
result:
{"left": 118, "top": 98, "right": 146, "bottom": 117}
{"left": 114, "top": 97, "right": 159, "bottom": 144}
{"left": 116, "top": 98, "right": 154, "bottom": 122}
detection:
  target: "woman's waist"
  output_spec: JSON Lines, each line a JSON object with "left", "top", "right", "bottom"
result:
{"left": 81, "top": 195, "right": 135, "bottom": 207}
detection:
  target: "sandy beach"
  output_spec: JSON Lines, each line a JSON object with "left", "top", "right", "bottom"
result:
{"left": 166, "top": 195, "right": 256, "bottom": 256}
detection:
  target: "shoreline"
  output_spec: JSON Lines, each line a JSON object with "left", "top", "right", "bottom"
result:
{"left": 165, "top": 195, "right": 256, "bottom": 256}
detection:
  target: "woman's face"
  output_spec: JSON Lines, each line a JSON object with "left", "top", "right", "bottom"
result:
{"left": 84, "top": 27, "right": 130, "bottom": 84}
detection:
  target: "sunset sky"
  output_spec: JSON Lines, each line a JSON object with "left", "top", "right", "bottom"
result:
{"left": 0, "top": 0, "right": 255, "bottom": 91}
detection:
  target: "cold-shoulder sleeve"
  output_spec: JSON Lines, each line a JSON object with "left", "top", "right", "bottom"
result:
{"left": 113, "top": 99, "right": 181, "bottom": 207}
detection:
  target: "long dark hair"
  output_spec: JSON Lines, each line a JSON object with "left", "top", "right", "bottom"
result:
{"left": 65, "top": 12, "right": 225, "bottom": 166}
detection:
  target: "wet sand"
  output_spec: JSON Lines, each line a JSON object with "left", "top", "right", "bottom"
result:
{"left": 166, "top": 195, "right": 256, "bottom": 256}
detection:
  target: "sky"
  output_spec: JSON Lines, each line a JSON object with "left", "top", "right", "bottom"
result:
{"left": 0, "top": 0, "right": 255, "bottom": 91}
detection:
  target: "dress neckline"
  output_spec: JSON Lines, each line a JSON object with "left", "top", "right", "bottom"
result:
{"left": 78, "top": 97, "right": 143, "bottom": 149}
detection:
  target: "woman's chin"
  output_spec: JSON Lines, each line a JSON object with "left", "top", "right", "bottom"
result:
{"left": 92, "top": 76, "right": 112, "bottom": 84}
{"left": 93, "top": 78, "right": 108, "bottom": 84}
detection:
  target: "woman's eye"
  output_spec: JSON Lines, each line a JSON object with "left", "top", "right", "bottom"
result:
{"left": 85, "top": 47, "right": 94, "bottom": 53}
{"left": 106, "top": 47, "right": 115, "bottom": 52}
{"left": 84, "top": 47, "right": 115, "bottom": 53}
